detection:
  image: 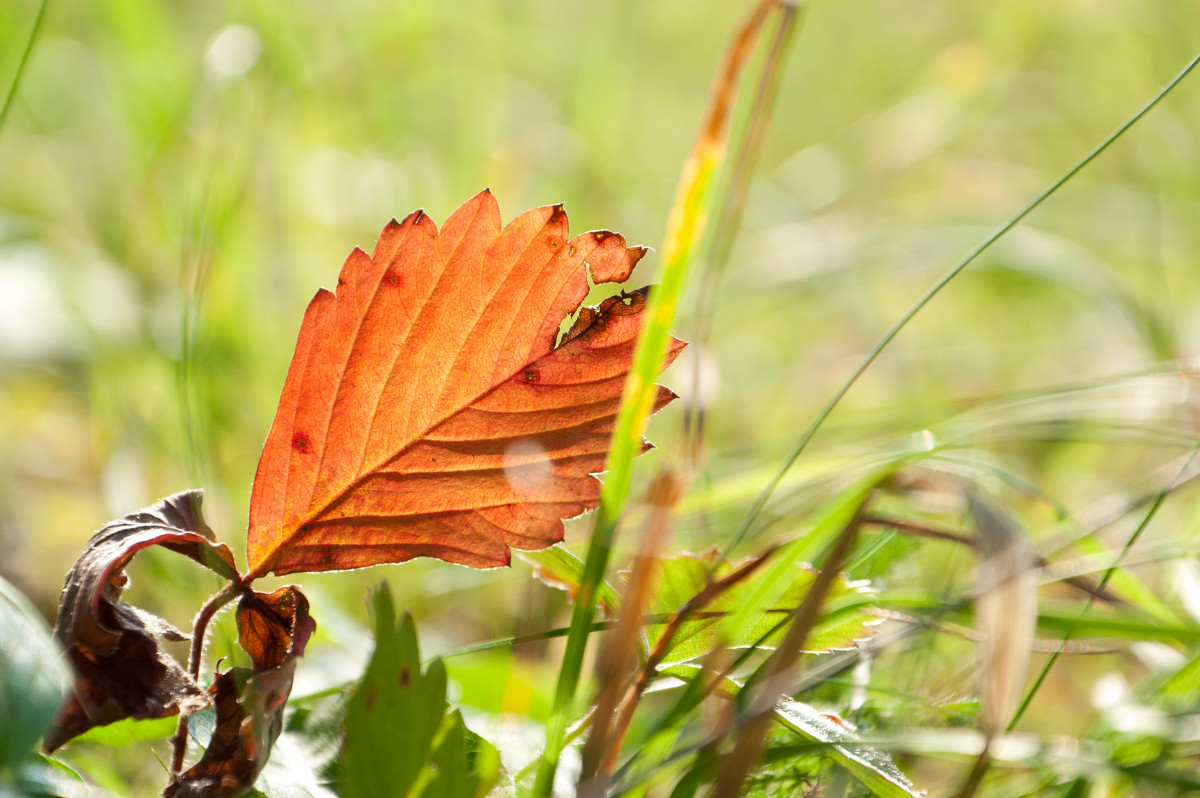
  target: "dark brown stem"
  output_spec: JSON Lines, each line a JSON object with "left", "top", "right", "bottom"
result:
{"left": 168, "top": 580, "right": 245, "bottom": 777}
{"left": 862, "top": 514, "right": 974, "bottom": 546}
{"left": 955, "top": 742, "right": 992, "bottom": 798}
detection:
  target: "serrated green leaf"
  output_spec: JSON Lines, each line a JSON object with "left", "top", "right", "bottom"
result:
{"left": 641, "top": 551, "right": 877, "bottom": 667}
{"left": 342, "top": 589, "right": 446, "bottom": 798}
{"left": 0, "top": 576, "right": 67, "bottom": 768}
{"left": 519, "top": 545, "right": 620, "bottom": 615}
{"left": 661, "top": 665, "right": 923, "bottom": 798}
{"left": 341, "top": 587, "right": 498, "bottom": 798}
{"left": 413, "top": 710, "right": 499, "bottom": 798}
{"left": 721, "top": 469, "right": 889, "bottom": 644}
{"left": 770, "top": 698, "right": 923, "bottom": 798}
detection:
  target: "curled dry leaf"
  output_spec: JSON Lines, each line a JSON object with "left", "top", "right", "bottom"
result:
{"left": 45, "top": 491, "right": 240, "bottom": 752}
{"left": 166, "top": 586, "right": 315, "bottom": 798}
{"left": 236, "top": 585, "right": 316, "bottom": 670}
{"left": 247, "top": 190, "right": 683, "bottom": 577}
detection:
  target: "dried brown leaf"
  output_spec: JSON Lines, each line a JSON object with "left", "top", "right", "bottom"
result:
{"left": 45, "top": 491, "right": 239, "bottom": 752}
{"left": 166, "top": 586, "right": 315, "bottom": 798}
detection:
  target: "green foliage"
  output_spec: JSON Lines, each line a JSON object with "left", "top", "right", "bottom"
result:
{"left": 341, "top": 587, "right": 498, "bottom": 798}
{"left": 72, "top": 716, "right": 176, "bottom": 746}
{"left": 519, "top": 545, "right": 621, "bottom": 615}
{"left": 640, "top": 550, "right": 877, "bottom": 666}
{"left": 0, "top": 753, "right": 83, "bottom": 798}
{"left": 0, "top": 576, "right": 65, "bottom": 769}
{"left": 8, "top": 0, "right": 1200, "bottom": 796}
{"left": 662, "top": 665, "right": 921, "bottom": 798}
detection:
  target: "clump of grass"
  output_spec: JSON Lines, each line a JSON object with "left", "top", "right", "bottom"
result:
{"left": 5, "top": 1, "right": 1200, "bottom": 796}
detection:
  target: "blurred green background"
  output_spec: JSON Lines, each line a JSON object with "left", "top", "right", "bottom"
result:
{"left": 4, "top": 0, "right": 1200, "bottom": 793}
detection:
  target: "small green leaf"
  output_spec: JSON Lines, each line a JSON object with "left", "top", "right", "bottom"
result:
{"left": 0, "top": 576, "right": 67, "bottom": 768}
{"left": 71, "top": 716, "right": 177, "bottom": 746}
{"left": 341, "top": 586, "right": 497, "bottom": 798}
{"left": 342, "top": 588, "right": 445, "bottom": 798}
{"left": 519, "top": 545, "right": 621, "bottom": 615}
{"left": 661, "top": 665, "right": 923, "bottom": 798}
{"left": 641, "top": 551, "right": 877, "bottom": 667}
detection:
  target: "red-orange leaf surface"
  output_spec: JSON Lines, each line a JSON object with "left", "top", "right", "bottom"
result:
{"left": 247, "top": 190, "right": 682, "bottom": 577}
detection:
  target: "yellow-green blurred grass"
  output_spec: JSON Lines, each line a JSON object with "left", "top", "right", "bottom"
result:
{"left": 4, "top": 1, "right": 1200, "bottom": 793}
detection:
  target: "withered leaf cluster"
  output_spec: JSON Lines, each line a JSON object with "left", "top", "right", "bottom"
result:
{"left": 45, "top": 491, "right": 238, "bottom": 752}
{"left": 166, "top": 587, "right": 315, "bottom": 798}
{"left": 45, "top": 492, "right": 316, "bottom": 798}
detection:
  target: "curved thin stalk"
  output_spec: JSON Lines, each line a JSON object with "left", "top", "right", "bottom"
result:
{"left": 727, "top": 48, "right": 1200, "bottom": 555}
{"left": 168, "top": 581, "right": 244, "bottom": 778}
{"left": 0, "top": 0, "right": 47, "bottom": 135}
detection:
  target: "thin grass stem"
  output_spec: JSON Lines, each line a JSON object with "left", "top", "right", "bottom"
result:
{"left": 0, "top": 0, "right": 47, "bottom": 136}
{"left": 532, "top": 3, "right": 778, "bottom": 793}
{"left": 727, "top": 47, "right": 1200, "bottom": 555}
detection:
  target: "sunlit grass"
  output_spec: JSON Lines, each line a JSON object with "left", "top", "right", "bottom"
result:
{"left": 5, "top": 0, "right": 1200, "bottom": 795}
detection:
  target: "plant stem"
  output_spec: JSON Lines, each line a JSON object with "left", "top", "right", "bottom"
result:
{"left": 532, "top": 3, "right": 777, "bottom": 794}
{"left": 168, "top": 580, "right": 244, "bottom": 778}
{"left": 687, "top": 1, "right": 803, "bottom": 468}
{"left": 579, "top": 470, "right": 681, "bottom": 794}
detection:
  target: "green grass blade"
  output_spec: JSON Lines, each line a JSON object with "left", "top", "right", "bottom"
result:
{"left": 533, "top": 4, "right": 779, "bottom": 794}
{"left": 728, "top": 47, "right": 1200, "bottom": 555}
{"left": 1009, "top": 439, "right": 1200, "bottom": 730}
{"left": 0, "top": 0, "right": 47, "bottom": 137}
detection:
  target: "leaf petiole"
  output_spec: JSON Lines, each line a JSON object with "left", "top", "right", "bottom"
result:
{"left": 168, "top": 579, "right": 246, "bottom": 778}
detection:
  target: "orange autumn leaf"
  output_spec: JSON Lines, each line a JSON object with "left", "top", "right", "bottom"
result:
{"left": 246, "top": 190, "right": 683, "bottom": 578}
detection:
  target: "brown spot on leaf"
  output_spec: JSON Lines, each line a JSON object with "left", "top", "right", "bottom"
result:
{"left": 292, "top": 432, "right": 311, "bottom": 453}
{"left": 399, "top": 667, "right": 410, "bottom": 687}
